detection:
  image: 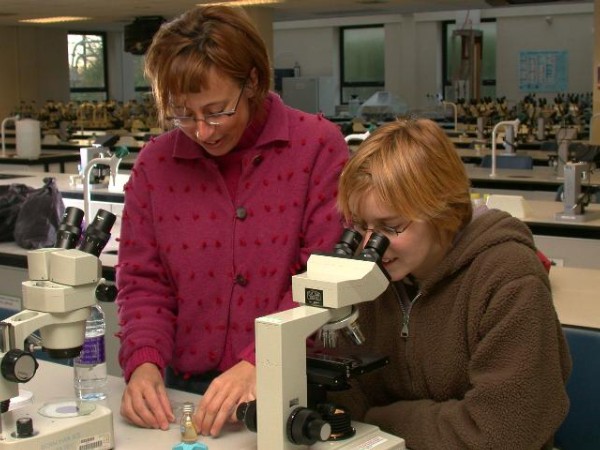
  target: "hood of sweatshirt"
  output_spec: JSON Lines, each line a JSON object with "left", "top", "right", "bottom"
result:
{"left": 417, "top": 208, "right": 542, "bottom": 296}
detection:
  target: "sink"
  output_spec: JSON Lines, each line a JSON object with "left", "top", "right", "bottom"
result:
{"left": 0, "top": 173, "right": 33, "bottom": 180}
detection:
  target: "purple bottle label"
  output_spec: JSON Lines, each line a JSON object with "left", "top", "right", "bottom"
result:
{"left": 78, "top": 336, "right": 105, "bottom": 365}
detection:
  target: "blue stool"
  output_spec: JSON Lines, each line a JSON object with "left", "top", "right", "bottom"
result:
{"left": 554, "top": 326, "right": 600, "bottom": 450}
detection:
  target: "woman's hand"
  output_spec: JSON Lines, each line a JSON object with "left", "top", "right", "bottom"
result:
{"left": 194, "top": 360, "right": 256, "bottom": 437}
{"left": 120, "top": 363, "right": 175, "bottom": 430}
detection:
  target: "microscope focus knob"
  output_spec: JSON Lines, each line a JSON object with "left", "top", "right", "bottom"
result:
{"left": 287, "top": 407, "right": 331, "bottom": 445}
{"left": 0, "top": 349, "right": 39, "bottom": 383}
{"left": 16, "top": 416, "right": 34, "bottom": 438}
{"left": 236, "top": 400, "right": 257, "bottom": 432}
{"left": 96, "top": 283, "right": 118, "bottom": 303}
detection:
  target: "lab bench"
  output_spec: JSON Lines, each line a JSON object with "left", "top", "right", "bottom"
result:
{"left": 466, "top": 165, "right": 600, "bottom": 196}
{"left": 1, "top": 169, "right": 600, "bottom": 271}
{"left": 1, "top": 131, "right": 144, "bottom": 173}
{"left": 0, "top": 150, "right": 81, "bottom": 173}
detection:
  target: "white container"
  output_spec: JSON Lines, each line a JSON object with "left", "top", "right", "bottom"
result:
{"left": 16, "top": 118, "right": 41, "bottom": 159}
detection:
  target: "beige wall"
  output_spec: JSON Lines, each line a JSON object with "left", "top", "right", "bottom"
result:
{"left": 0, "top": 26, "right": 69, "bottom": 120}
{"left": 275, "top": 3, "right": 594, "bottom": 112}
{"left": 495, "top": 12, "right": 593, "bottom": 105}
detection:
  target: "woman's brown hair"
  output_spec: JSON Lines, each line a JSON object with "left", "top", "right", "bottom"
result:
{"left": 144, "top": 5, "right": 271, "bottom": 126}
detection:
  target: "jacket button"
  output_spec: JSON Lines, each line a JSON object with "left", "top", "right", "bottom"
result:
{"left": 235, "top": 274, "right": 248, "bottom": 286}
{"left": 251, "top": 155, "right": 263, "bottom": 166}
{"left": 236, "top": 207, "right": 247, "bottom": 220}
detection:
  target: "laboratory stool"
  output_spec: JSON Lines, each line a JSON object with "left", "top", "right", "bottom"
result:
{"left": 553, "top": 325, "right": 600, "bottom": 450}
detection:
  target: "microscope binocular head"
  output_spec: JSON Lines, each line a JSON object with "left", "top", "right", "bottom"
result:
{"left": 292, "top": 230, "right": 390, "bottom": 348}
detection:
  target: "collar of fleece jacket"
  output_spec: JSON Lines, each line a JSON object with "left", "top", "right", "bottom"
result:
{"left": 417, "top": 209, "right": 545, "bottom": 295}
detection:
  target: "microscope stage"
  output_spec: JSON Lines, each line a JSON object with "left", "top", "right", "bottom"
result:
{"left": 311, "top": 422, "right": 405, "bottom": 449}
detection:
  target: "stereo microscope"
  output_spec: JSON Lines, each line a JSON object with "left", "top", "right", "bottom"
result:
{"left": 238, "top": 230, "right": 406, "bottom": 450}
{"left": 0, "top": 207, "right": 116, "bottom": 449}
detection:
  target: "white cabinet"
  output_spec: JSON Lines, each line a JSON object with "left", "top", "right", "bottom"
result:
{"left": 282, "top": 76, "right": 335, "bottom": 116}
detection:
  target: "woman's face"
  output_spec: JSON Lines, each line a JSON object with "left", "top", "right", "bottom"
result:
{"left": 170, "top": 67, "right": 252, "bottom": 157}
{"left": 352, "top": 191, "right": 448, "bottom": 282}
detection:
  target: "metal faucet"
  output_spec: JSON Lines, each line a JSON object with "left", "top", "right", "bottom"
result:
{"left": 490, "top": 118, "right": 520, "bottom": 177}
{"left": 82, "top": 146, "right": 129, "bottom": 221}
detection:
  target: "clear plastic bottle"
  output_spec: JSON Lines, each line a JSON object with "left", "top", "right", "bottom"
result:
{"left": 73, "top": 304, "right": 107, "bottom": 400}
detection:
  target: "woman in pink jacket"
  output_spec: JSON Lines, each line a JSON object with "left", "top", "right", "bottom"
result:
{"left": 116, "top": 5, "right": 348, "bottom": 438}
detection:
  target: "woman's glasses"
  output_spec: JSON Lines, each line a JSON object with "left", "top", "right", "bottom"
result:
{"left": 167, "top": 80, "right": 246, "bottom": 128}
{"left": 347, "top": 220, "right": 412, "bottom": 240}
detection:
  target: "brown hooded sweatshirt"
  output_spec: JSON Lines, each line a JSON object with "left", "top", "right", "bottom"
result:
{"left": 328, "top": 209, "right": 571, "bottom": 450}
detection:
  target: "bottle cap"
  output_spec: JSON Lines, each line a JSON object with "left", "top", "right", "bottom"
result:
{"left": 172, "top": 442, "right": 208, "bottom": 450}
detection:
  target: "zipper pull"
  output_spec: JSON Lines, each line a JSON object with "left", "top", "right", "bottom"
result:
{"left": 401, "top": 317, "right": 409, "bottom": 338}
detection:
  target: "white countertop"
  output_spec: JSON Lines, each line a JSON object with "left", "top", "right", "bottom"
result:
{"left": 466, "top": 164, "right": 600, "bottom": 187}
{"left": 549, "top": 266, "right": 600, "bottom": 329}
{"left": 518, "top": 199, "right": 600, "bottom": 228}
{"left": 20, "top": 361, "right": 405, "bottom": 450}
{"left": 20, "top": 361, "right": 258, "bottom": 450}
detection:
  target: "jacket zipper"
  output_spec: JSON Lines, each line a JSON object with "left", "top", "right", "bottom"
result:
{"left": 394, "top": 286, "right": 422, "bottom": 338}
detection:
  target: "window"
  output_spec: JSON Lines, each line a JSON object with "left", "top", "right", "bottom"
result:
{"left": 68, "top": 32, "right": 108, "bottom": 101}
{"left": 132, "top": 54, "right": 151, "bottom": 101}
{"left": 442, "top": 20, "right": 497, "bottom": 101}
{"left": 340, "top": 25, "right": 385, "bottom": 104}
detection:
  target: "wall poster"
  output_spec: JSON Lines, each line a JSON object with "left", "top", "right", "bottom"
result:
{"left": 519, "top": 50, "right": 568, "bottom": 92}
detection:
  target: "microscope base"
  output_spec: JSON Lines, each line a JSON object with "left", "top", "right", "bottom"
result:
{"left": 311, "top": 421, "right": 405, "bottom": 449}
{"left": 555, "top": 210, "right": 600, "bottom": 223}
{"left": 0, "top": 400, "right": 113, "bottom": 449}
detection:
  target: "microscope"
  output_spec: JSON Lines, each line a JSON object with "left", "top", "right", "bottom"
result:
{"left": 555, "top": 161, "right": 600, "bottom": 223}
{"left": 238, "top": 230, "right": 406, "bottom": 450}
{"left": 0, "top": 207, "right": 116, "bottom": 448}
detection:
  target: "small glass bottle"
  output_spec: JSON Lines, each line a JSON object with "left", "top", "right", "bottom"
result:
{"left": 180, "top": 402, "right": 198, "bottom": 443}
{"left": 172, "top": 402, "right": 207, "bottom": 450}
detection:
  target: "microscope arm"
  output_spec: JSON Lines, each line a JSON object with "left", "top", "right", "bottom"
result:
{"left": 1, "top": 308, "right": 90, "bottom": 355}
{"left": 256, "top": 306, "right": 333, "bottom": 448}
{"left": 0, "top": 308, "right": 91, "bottom": 403}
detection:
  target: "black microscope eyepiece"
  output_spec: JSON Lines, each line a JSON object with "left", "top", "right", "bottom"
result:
{"left": 359, "top": 232, "right": 389, "bottom": 261}
{"left": 333, "top": 229, "right": 362, "bottom": 257}
{"left": 78, "top": 209, "right": 117, "bottom": 257}
{"left": 55, "top": 206, "right": 84, "bottom": 249}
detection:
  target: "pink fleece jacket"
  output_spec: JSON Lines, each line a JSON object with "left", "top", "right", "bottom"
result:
{"left": 116, "top": 93, "right": 349, "bottom": 381}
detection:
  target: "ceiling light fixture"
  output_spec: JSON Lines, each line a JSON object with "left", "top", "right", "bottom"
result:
{"left": 19, "top": 16, "right": 91, "bottom": 24}
{"left": 199, "top": 0, "right": 283, "bottom": 7}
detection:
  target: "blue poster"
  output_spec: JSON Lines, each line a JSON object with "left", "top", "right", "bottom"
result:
{"left": 519, "top": 50, "right": 568, "bottom": 92}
